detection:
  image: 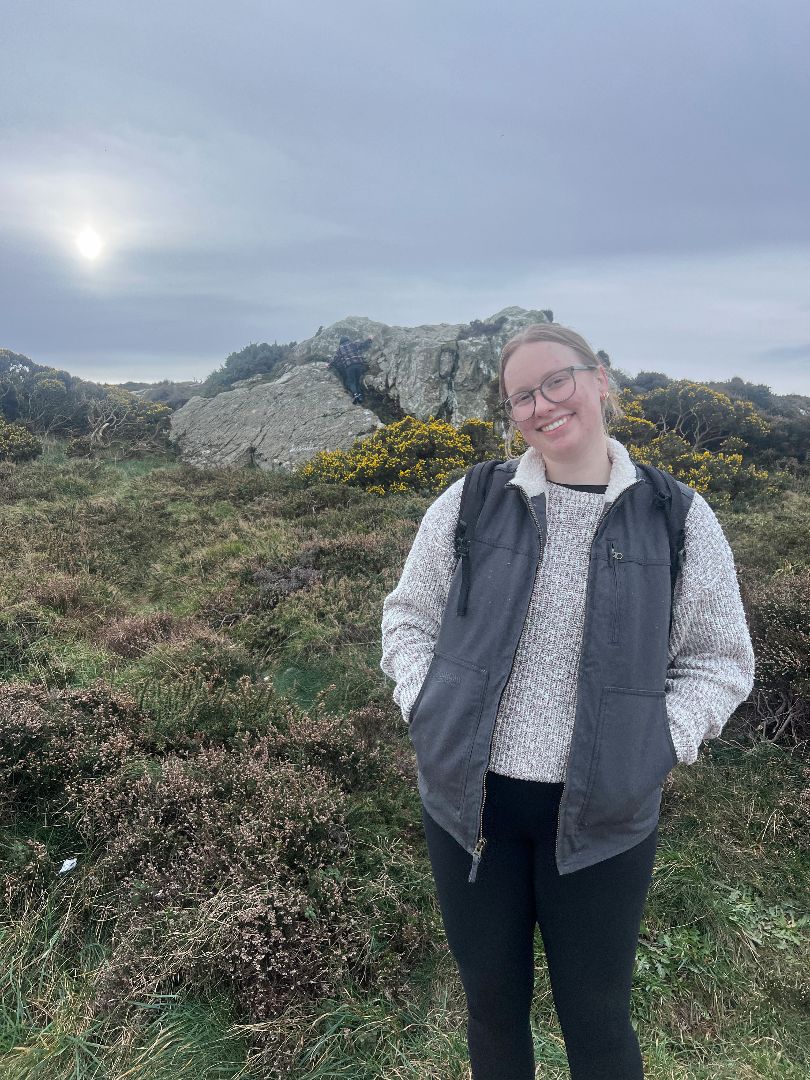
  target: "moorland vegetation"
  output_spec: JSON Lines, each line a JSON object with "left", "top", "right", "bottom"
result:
{"left": 0, "top": 348, "right": 808, "bottom": 1078}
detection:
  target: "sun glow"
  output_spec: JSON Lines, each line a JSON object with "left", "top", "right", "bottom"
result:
{"left": 76, "top": 227, "right": 103, "bottom": 259}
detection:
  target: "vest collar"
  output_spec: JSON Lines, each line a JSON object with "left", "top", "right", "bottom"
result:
{"left": 505, "top": 436, "right": 639, "bottom": 505}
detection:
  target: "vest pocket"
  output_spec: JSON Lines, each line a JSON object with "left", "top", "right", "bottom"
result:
{"left": 577, "top": 686, "right": 677, "bottom": 831}
{"left": 407, "top": 650, "right": 489, "bottom": 819}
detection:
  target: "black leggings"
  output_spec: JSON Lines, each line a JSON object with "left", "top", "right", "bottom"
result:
{"left": 342, "top": 363, "right": 365, "bottom": 398}
{"left": 421, "top": 770, "right": 658, "bottom": 1080}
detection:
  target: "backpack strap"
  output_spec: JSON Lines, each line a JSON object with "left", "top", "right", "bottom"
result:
{"left": 635, "top": 463, "right": 689, "bottom": 632}
{"left": 454, "top": 459, "right": 501, "bottom": 616}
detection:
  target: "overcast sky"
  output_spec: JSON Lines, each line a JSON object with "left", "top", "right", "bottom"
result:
{"left": 2, "top": 0, "right": 809, "bottom": 394}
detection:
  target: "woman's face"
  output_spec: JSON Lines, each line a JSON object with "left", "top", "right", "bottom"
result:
{"left": 502, "top": 341, "right": 609, "bottom": 463}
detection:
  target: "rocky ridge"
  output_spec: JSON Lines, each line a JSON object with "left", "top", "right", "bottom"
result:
{"left": 169, "top": 306, "right": 552, "bottom": 470}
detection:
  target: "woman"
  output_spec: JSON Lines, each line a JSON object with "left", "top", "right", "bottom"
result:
{"left": 380, "top": 322, "right": 755, "bottom": 1080}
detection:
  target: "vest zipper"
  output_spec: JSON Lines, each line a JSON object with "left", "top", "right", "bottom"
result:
{"left": 609, "top": 542, "right": 623, "bottom": 644}
{"left": 468, "top": 487, "right": 546, "bottom": 884}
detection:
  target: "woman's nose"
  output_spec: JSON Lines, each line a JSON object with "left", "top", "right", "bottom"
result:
{"left": 530, "top": 393, "right": 555, "bottom": 419}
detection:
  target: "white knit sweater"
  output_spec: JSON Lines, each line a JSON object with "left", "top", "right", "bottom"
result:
{"left": 380, "top": 438, "right": 755, "bottom": 777}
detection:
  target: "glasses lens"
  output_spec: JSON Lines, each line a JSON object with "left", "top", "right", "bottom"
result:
{"left": 541, "top": 370, "right": 576, "bottom": 402}
{"left": 506, "top": 392, "right": 536, "bottom": 421}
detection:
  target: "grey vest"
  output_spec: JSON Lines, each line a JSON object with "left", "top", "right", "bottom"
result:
{"left": 407, "top": 459, "right": 695, "bottom": 882}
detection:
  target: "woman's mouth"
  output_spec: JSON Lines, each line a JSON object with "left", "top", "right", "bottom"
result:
{"left": 537, "top": 413, "right": 573, "bottom": 433}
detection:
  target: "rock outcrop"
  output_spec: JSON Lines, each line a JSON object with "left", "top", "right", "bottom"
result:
{"left": 169, "top": 363, "right": 382, "bottom": 471}
{"left": 169, "top": 306, "right": 551, "bottom": 470}
{"left": 290, "top": 306, "right": 552, "bottom": 424}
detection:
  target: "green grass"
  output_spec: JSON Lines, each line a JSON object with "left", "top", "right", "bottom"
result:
{"left": 0, "top": 447, "right": 807, "bottom": 1078}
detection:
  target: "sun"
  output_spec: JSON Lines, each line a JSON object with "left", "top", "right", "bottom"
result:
{"left": 76, "top": 227, "right": 103, "bottom": 260}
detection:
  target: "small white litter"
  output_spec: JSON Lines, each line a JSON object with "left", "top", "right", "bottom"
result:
{"left": 59, "top": 858, "right": 78, "bottom": 874}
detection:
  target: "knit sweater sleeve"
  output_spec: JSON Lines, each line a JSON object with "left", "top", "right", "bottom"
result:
{"left": 380, "top": 478, "right": 464, "bottom": 724}
{"left": 665, "top": 490, "right": 755, "bottom": 765}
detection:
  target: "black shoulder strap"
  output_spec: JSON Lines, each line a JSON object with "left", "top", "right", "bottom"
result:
{"left": 635, "top": 463, "right": 688, "bottom": 628}
{"left": 454, "top": 459, "right": 501, "bottom": 616}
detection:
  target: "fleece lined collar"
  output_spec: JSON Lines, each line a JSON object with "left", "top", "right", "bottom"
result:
{"left": 505, "top": 437, "right": 640, "bottom": 505}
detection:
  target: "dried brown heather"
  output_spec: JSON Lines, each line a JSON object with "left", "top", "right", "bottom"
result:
{"left": 0, "top": 679, "right": 417, "bottom": 1020}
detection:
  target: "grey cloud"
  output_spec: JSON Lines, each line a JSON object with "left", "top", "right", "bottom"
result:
{"left": 1, "top": 0, "right": 809, "bottom": 393}
{"left": 758, "top": 343, "right": 810, "bottom": 364}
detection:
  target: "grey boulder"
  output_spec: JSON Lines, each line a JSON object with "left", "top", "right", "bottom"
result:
{"left": 169, "top": 363, "right": 382, "bottom": 471}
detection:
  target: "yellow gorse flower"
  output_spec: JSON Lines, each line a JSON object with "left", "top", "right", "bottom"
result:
{"left": 297, "top": 408, "right": 768, "bottom": 503}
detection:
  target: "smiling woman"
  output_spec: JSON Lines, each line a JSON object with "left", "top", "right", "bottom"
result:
{"left": 380, "top": 319, "right": 757, "bottom": 1080}
{"left": 76, "top": 226, "right": 103, "bottom": 259}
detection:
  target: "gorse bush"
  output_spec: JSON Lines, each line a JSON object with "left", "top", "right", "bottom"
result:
{"left": 456, "top": 417, "right": 507, "bottom": 460}
{"left": 0, "top": 419, "right": 42, "bottom": 463}
{"left": 611, "top": 395, "right": 772, "bottom": 505}
{"left": 625, "top": 431, "right": 771, "bottom": 505}
{"left": 299, "top": 406, "right": 769, "bottom": 504}
{"left": 298, "top": 416, "right": 476, "bottom": 494}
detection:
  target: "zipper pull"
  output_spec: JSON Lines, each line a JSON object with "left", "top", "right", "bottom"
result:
{"left": 610, "top": 544, "right": 623, "bottom": 561}
{"left": 468, "top": 838, "right": 487, "bottom": 883}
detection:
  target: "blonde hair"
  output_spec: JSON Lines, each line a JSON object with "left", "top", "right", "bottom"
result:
{"left": 498, "top": 322, "right": 624, "bottom": 458}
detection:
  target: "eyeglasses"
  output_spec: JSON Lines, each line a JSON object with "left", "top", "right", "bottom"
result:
{"left": 500, "top": 365, "right": 594, "bottom": 421}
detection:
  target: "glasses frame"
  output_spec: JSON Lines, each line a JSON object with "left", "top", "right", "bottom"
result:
{"left": 500, "top": 365, "right": 595, "bottom": 421}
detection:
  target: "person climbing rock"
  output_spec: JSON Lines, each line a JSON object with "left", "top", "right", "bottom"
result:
{"left": 328, "top": 335, "right": 373, "bottom": 403}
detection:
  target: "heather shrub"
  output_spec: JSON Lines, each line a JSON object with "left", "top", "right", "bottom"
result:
{"left": 307, "top": 489, "right": 432, "bottom": 542}
{"left": 152, "top": 461, "right": 291, "bottom": 505}
{"left": 239, "top": 576, "right": 393, "bottom": 716}
{"left": 288, "top": 532, "right": 394, "bottom": 579}
{"left": 249, "top": 481, "right": 372, "bottom": 520}
{"left": 341, "top": 703, "right": 416, "bottom": 795}
{"left": 131, "top": 669, "right": 349, "bottom": 766}
{"left": 0, "top": 682, "right": 144, "bottom": 821}
{"left": 298, "top": 416, "right": 475, "bottom": 495}
{"left": 255, "top": 577, "right": 378, "bottom": 663}
{"left": 740, "top": 569, "right": 810, "bottom": 749}
{"left": 248, "top": 564, "right": 323, "bottom": 610}
{"left": 134, "top": 672, "right": 392, "bottom": 783}
{"left": 32, "top": 495, "right": 175, "bottom": 585}
{"left": 0, "top": 456, "right": 101, "bottom": 504}
{"left": 0, "top": 675, "right": 420, "bottom": 1022}
{"left": 68, "top": 747, "right": 361, "bottom": 1017}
